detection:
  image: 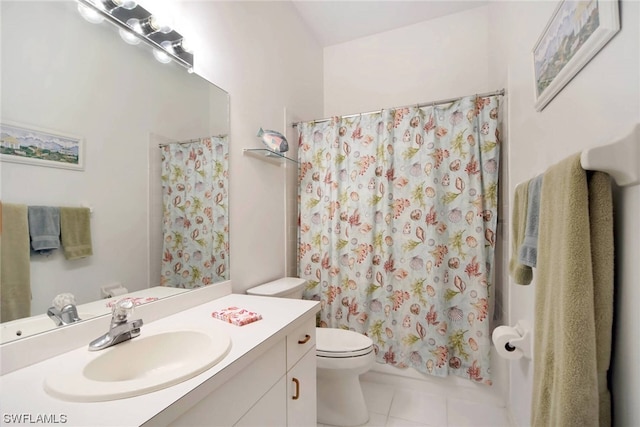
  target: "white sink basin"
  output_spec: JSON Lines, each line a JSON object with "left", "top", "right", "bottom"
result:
{"left": 44, "top": 329, "right": 231, "bottom": 402}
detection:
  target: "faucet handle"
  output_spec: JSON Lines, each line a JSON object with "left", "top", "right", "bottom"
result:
{"left": 112, "top": 298, "right": 135, "bottom": 322}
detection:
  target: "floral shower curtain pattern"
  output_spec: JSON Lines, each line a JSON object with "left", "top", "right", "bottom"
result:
{"left": 298, "top": 95, "right": 500, "bottom": 383}
{"left": 161, "top": 136, "right": 229, "bottom": 288}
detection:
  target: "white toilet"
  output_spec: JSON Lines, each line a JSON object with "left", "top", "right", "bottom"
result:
{"left": 247, "top": 277, "right": 375, "bottom": 427}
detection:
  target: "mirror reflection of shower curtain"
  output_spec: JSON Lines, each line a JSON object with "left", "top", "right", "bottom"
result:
{"left": 298, "top": 95, "right": 501, "bottom": 383}
{"left": 160, "top": 136, "right": 229, "bottom": 288}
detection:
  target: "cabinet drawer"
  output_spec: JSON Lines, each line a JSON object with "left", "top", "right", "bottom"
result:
{"left": 286, "top": 317, "right": 315, "bottom": 371}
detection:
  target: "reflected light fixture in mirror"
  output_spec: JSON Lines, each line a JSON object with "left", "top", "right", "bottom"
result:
{"left": 76, "top": 0, "right": 194, "bottom": 70}
{"left": 77, "top": 4, "right": 104, "bottom": 24}
{"left": 119, "top": 28, "right": 141, "bottom": 45}
{"left": 152, "top": 49, "right": 172, "bottom": 64}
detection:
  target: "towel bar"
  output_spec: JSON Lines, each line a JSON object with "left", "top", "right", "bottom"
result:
{"left": 80, "top": 204, "right": 94, "bottom": 215}
{"left": 580, "top": 123, "right": 640, "bottom": 187}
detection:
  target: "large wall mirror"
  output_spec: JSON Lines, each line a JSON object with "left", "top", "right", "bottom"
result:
{"left": 0, "top": 1, "right": 230, "bottom": 343}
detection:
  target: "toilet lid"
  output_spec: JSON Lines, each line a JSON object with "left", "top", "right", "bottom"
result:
{"left": 316, "top": 328, "right": 374, "bottom": 358}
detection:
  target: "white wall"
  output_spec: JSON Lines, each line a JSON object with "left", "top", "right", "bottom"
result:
{"left": 324, "top": 6, "right": 490, "bottom": 116}
{"left": 487, "top": 1, "right": 640, "bottom": 425}
{"left": 169, "top": 1, "right": 324, "bottom": 293}
{"left": 322, "top": 4, "right": 510, "bottom": 403}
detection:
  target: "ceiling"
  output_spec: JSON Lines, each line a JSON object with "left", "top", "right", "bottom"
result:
{"left": 291, "top": 1, "right": 488, "bottom": 47}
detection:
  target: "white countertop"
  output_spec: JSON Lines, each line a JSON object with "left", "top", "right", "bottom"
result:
{"left": 0, "top": 294, "right": 319, "bottom": 427}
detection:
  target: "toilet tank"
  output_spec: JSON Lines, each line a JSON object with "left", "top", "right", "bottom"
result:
{"left": 246, "top": 277, "right": 307, "bottom": 299}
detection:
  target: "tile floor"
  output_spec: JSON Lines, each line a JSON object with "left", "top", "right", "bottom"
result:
{"left": 318, "top": 374, "right": 512, "bottom": 427}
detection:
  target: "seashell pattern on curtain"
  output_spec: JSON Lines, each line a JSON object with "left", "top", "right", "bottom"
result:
{"left": 160, "top": 136, "right": 229, "bottom": 288}
{"left": 298, "top": 95, "right": 500, "bottom": 383}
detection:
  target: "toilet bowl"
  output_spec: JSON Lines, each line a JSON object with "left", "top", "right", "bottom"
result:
{"left": 246, "top": 278, "right": 375, "bottom": 427}
{"left": 315, "top": 327, "right": 375, "bottom": 426}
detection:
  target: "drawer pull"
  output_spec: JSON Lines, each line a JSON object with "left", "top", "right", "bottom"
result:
{"left": 292, "top": 378, "right": 300, "bottom": 400}
{"left": 298, "top": 334, "right": 311, "bottom": 344}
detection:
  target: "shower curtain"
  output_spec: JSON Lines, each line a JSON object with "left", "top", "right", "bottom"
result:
{"left": 298, "top": 95, "right": 500, "bottom": 383}
{"left": 160, "top": 136, "right": 229, "bottom": 288}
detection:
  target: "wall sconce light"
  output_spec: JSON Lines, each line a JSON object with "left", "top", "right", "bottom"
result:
{"left": 76, "top": 0, "right": 194, "bottom": 70}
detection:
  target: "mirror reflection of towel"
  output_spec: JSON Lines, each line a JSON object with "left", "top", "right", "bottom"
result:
{"left": 60, "top": 207, "right": 93, "bottom": 260}
{"left": 0, "top": 202, "right": 31, "bottom": 322}
{"left": 28, "top": 206, "right": 60, "bottom": 255}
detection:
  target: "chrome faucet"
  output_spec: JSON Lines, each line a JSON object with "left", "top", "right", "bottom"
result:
{"left": 89, "top": 298, "right": 143, "bottom": 351}
{"left": 47, "top": 304, "right": 81, "bottom": 326}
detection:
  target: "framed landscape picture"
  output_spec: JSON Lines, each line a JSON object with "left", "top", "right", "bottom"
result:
{"left": 0, "top": 122, "right": 84, "bottom": 171}
{"left": 533, "top": 0, "right": 620, "bottom": 111}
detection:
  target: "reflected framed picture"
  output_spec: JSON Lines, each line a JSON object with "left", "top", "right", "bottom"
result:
{"left": 0, "top": 121, "right": 84, "bottom": 171}
{"left": 533, "top": 0, "right": 620, "bottom": 111}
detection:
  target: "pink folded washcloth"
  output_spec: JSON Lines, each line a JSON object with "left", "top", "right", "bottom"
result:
{"left": 105, "top": 297, "right": 158, "bottom": 308}
{"left": 212, "top": 306, "right": 262, "bottom": 326}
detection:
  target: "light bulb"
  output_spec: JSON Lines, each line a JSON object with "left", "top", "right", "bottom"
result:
{"left": 77, "top": 4, "right": 105, "bottom": 24}
{"left": 127, "top": 16, "right": 159, "bottom": 35}
{"left": 121, "top": 0, "right": 137, "bottom": 10}
{"left": 119, "top": 28, "right": 141, "bottom": 45}
{"left": 126, "top": 18, "right": 141, "bottom": 34}
{"left": 152, "top": 49, "right": 172, "bottom": 64}
{"left": 96, "top": 0, "right": 122, "bottom": 12}
{"left": 153, "top": 16, "right": 173, "bottom": 34}
{"left": 160, "top": 40, "right": 174, "bottom": 53}
{"left": 86, "top": 0, "right": 135, "bottom": 12}
{"left": 179, "top": 38, "right": 192, "bottom": 53}
{"left": 160, "top": 39, "right": 192, "bottom": 55}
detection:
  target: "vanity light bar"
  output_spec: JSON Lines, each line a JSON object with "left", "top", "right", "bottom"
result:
{"left": 76, "top": 0, "right": 194, "bottom": 70}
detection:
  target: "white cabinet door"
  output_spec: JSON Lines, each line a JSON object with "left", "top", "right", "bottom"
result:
{"left": 168, "top": 340, "right": 286, "bottom": 426}
{"left": 287, "top": 349, "right": 316, "bottom": 427}
{"left": 235, "top": 377, "right": 287, "bottom": 427}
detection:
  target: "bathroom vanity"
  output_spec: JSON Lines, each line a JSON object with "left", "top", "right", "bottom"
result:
{"left": 0, "top": 291, "right": 319, "bottom": 426}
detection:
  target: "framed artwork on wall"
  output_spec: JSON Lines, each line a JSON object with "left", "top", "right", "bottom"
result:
{"left": 533, "top": 0, "right": 620, "bottom": 111}
{"left": 0, "top": 121, "right": 84, "bottom": 171}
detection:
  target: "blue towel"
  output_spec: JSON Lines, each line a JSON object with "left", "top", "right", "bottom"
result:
{"left": 27, "top": 206, "right": 60, "bottom": 255}
{"left": 519, "top": 175, "right": 543, "bottom": 267}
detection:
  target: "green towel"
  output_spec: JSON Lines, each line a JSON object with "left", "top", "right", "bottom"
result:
{"left": 0, "top": 202, "right": 31, "bottom": 322}
{"left": 532, "top": 154, "right": 613, "bottom": 427}
{"left": 509, "top": 180, "right": 533, "bottom": 285}
{"left": 60, "top": 207, "right": 93, "bottom": 260}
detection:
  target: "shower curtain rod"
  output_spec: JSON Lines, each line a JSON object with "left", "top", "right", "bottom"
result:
{"left": 157, "top": 134, "right": 228, "bottom": 148}
{"left": 291, "top": 88, "right": 505, "bottom": 128}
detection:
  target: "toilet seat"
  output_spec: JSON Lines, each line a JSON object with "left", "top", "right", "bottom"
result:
{"left": 316, "top": 327, "right": 374, "bottom": 358}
